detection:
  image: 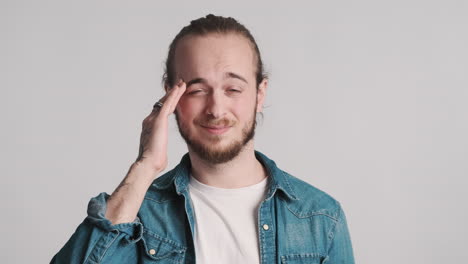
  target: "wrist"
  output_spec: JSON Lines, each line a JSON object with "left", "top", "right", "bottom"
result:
{"left": 126, "top": 161, "right": 161, "bottom": 185}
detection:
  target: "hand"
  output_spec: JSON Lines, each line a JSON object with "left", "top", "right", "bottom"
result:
{"left": 135, "top": 79, "right": 186, "bottom": 175}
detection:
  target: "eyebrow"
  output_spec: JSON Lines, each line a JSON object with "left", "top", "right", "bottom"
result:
{"left": 185, "top": 72, "right": 248, "bottom": 88}
{"left": 226, "top": 72, "right": 248, "bottom": 84}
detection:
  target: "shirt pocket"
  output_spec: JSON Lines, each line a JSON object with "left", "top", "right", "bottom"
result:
{"left": 280, "top": 253, "right": 324, "bottom": 264}
{"left": 141, "top": 230, "right": 186, "bottom": 263}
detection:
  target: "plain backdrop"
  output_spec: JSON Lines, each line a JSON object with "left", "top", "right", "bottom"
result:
{"left": 2, "top": 0, "right": 467, "bottom": 263}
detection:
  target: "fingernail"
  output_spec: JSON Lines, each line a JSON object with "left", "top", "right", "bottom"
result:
{"left": 177, "top": 80, "right": 184, "bottom": 88}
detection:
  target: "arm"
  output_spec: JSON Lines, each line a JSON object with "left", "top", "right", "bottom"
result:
{"left": 106, "top": 79, "right": 186, "bottom": 225}
{"left": 324, "top": 204, "right": 355, "bottom": 264}
{"left": 50, "top": 192, "right": 145, "bottom": 264}
{"left": 51, "top": 80, "right": 186, "bottom": 263}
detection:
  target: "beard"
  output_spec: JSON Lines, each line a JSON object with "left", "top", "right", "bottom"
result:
{"left": 175, "top": 110, "right": 256, "bottom": 164}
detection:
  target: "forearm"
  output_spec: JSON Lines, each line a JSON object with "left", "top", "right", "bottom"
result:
{"left": 105, "top": 162, "right": 159, "bottom": 225}
{"left": 52, "top": 191, "right": 147, "bottom": 263}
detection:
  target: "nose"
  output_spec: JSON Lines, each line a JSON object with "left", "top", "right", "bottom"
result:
{"left": 205, "top": 90, "right": 226, "bottom": 119}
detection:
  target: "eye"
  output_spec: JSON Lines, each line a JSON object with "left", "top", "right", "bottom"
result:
{"left": 226, "top": 87, "right": 242, "bottom": 93}
{"left": 186, "top": 88, "right": 206, "bottom": 95}
{"left": 188, "top": 89, "right": 201, "bottom": 94}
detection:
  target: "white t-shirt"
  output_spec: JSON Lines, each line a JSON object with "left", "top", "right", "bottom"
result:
{"left": 188, "top": 175, "right": 269, "bottom": 264}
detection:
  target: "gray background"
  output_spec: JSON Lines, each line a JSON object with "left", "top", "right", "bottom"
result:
{"left": 2, "top": 0, "right": 467, "bottom": 263}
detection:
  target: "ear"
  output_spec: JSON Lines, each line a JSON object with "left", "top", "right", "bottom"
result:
{"left": 256, "top": 78, "right": 268, "bottom": 113}
{"left": 164, "top": 83, "right": 170, "bottom": 93}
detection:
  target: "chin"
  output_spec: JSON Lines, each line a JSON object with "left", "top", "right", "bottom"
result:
{"left": 187, "top": 137, "right": 246, "bottom": 164}
{"left": 176, "top": 113, "right": 256, "bottom": 164}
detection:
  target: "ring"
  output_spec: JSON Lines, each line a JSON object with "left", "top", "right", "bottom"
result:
{"left": 153, "top": 101, "right": 164, "bottom": 109}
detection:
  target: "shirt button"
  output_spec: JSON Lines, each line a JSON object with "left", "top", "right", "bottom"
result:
{"left": 262, "top": 224, "right": 269, "bottom": 230}
{"left": 148, "top": 249, "right": 156, "bottom": 255}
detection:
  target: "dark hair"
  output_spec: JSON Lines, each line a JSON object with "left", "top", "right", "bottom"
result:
{"left": 162, "top": 14, "right": 268, "bottom": 89}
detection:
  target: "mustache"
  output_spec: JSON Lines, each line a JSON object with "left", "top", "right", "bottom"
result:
{"left": 195, "top": 117, "right": 236, "bottom": 127}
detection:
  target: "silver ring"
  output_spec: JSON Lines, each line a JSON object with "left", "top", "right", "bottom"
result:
{"left": 153, "top": 101, "right": 164, "bottom": 109}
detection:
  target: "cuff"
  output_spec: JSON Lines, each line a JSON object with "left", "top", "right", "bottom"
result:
{"left": 85, "top": 192, "right": 143, "bottom": 244}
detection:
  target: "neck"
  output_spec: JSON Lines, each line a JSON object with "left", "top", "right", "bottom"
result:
{"left": 188, "top": 141, "right": 267, "bottom": 188}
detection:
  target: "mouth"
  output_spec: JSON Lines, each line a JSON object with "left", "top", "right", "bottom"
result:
{"left": 200, "top": 125, "right": 232, "bottom": 135}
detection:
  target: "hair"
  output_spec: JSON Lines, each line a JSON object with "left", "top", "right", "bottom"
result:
{"left": 162, "top": 14, "right": 268, "bottom": 89}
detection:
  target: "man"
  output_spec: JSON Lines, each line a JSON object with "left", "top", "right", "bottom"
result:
{"left": 51, "top": 14, "right": 355, "bottom": 264}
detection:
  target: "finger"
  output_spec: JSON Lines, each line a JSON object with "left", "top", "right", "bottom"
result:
{"left": 151, "top": 102, "right": 163, "bottom": 114}
{"left": 169, "top": 82, "right": 186, "bottom": 111}
{"left": 160, "top": 84, "right": 185, "bottom": 116}
{"left": 150, "top": 80, "right": 183, "bottom": 114}
{"left": 151, "top": 93, "right": 170, "bottom": 113}
{"left": 159, "top": 82, "right": 186, "bottom": 116}
{"left": 163, "top": 81, "right": 186, "bottom": 113}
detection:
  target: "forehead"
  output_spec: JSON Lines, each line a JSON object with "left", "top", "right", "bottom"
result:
{"left": 173, "top": 33, "right": 256, "bottom": 82}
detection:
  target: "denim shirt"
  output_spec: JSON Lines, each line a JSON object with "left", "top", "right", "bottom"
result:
{"left": 51, "top": 151, "right": 355, "bottom": 264}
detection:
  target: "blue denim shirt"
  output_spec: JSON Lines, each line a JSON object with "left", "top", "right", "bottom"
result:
{"left": 51, "top": 151, "right": 354, "bottom": 263}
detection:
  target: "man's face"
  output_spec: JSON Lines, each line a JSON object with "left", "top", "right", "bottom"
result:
{"left": 172, "top": 33, "right": 267, "bottom": 164}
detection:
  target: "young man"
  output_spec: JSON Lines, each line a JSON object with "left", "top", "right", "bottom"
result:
{"left": 51, "top": 14, "right": 355, "bottom": 264}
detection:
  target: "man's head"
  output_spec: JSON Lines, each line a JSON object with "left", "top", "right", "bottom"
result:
{"left": 163, "top": 14, "right": 268, "bottom": 164}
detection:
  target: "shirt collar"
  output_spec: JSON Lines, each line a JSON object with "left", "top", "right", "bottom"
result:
{"left": 152, "top": 151, "right": 299, "bottom": 201}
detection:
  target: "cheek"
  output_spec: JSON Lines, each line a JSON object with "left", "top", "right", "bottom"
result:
{"left": 233, "top": 99, "right": 256, "bottom": 120}
{"left": 176, "top": 98, "right": 200, "bottom": 120}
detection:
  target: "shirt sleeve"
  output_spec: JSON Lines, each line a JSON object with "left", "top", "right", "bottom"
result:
{"left": 50, "top": 192, "right": 144, "bottom": 264}
{"left": 324, "top": 204, "right": 355, "bottom": 264}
